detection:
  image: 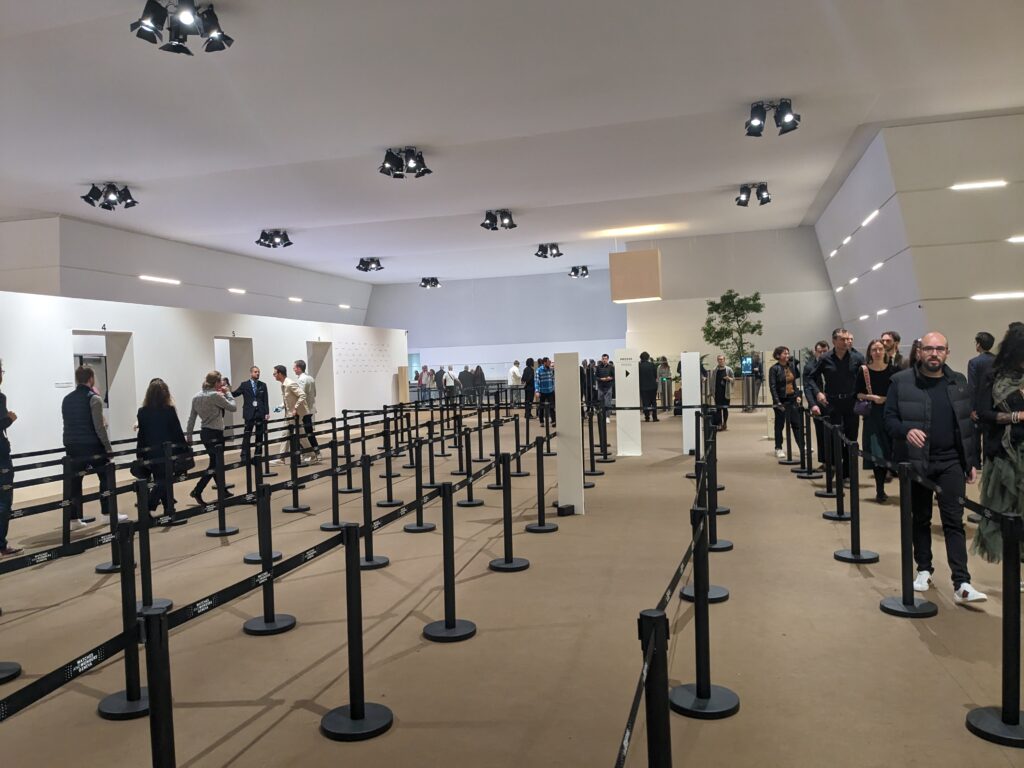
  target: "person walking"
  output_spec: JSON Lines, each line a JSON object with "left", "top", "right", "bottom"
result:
{"left": 508, "top": 360, "right": 522, "bottom": 404}
{"left": 712, "top": 355, "right": 734, "bottom": 430}
{"left": 294, "top": 360, "right": 321, "bottom": 463}
{"left": 751, "top": 352, "right": 764, "bottom": 409}
{"left": 639, "top": 352, "right": 659, "bottom": 422}
{"left": 535, "top": 357, "right": 556, "bottom": 426}
{"left": 968, "top": 332, "right": 997, "bottom": 468}
{"left": 232, "top": 366, "right": 270, "bottom": 465}
{"left": 881, "top": 330, "right": 905, "bottom": 369}
{"left": 972, "top": 324, "right": 1024, "bottom": 567}
{"left": 0, "top": 361, "right": 22, "bottom": 555}
{"left": 472, "top": 365, "right": 487, "bottom": 407}
{"left": 62, "top": 365, "right": 119, "bottom": 529}
{"left": 417, "top": 365, "right": 432, "bottom": 404}
{"left": 768, "top": 346, "right": 802, "bottom": 459}
{"left": 186, "top": 371, "right": 237, "bottom": 505}
{"left": 442, "top": 366, "right": 459, "bottom": 404}
{"left": 458, "top": 365, "right": 474, "bottom": 405}
{"left": 656, "top": 356, "right": 672, "bottom": 413}
{"left": 595, "top": 354, "right": 615, "bottom": 421}
{"left": 136, "top": 378, "right": 188, "bottom": 514}
{"left": 270, "top": 364, "right": 309, "bottom": 466}
{"left": 805, "top": 328, "right": 865, "bottom": 477}
{"left": 883, "top": 331, "right": 986, "bottom": 604}
{"left": 803, "top": 341, "right": 829, "bottom": 467}
{"left": 522, "top": 358, "right": 535, "bottom": 420}
{"left": 856, "top": 339, "right": 894, "bottom": 502}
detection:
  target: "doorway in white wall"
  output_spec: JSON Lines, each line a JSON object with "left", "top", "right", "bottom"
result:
{"left": 305, "top": 341, "right": 335, "bottom": 419}
{"left": 71, "top": 330, "right": 136, "bottom": 442}
{"left": 213, "top": 336, "right": 255, "bottom": 431}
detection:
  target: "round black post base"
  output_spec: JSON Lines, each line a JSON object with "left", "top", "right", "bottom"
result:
{"left": 423, "top": 482, "right": 443, "bottom": 489}
{"left": 376, "top": 499, "right": 404, "bottom": 508}
{"left": 583, "top": 480, "right": 595, "bottom": 489}
{"left": 243, "top": 614, "right": 297, "bottom": 636}
{"left": 508, "top": 471, "right": 531, "bottom": 478}
{"left": 243, "top": 550, "right": 282, "bottom": 564}
{"left": 135, "top": 598, "right": 173, "bottom": 612}
{"left": 320, "top": 521, "right": 345, "bottom": 532}
{"left": 715, "top": 506, "right": 730, "bottom": 516}
{"left": 680, "top": 584, "right": 730, "bottom": 603}
{"left": 0, "top": 662, "right": 21, "bottom": 684}
{"left": 489, "top": 557, "right": 530, "bottom": 572}
{"left": 796, "top": 470, "right": 823, "bottom": 480}
{"left": 378, "top": 472, "right": 401, "bottom": 479}
{"left": 596, "top": 457, "right": 616, "bottom": 464}
{"left": 449, "top": 470, "right": 469, "bottom": 477}
{"left": 282, "top": 504, "right": 311, "bottom": 514}
{"left": 404, "top": 521, "right": 436, "bottom": 533}
{"left": 457, "top": 498, "right": 484, "bottom": 508}
{"left": 525, "top": 522, "right": 559, "bottom": 533}
{"left": 966, "top": 707, "right": 1024, "bottom": 748}
{"left": 486, "top": 483, "right": 504, "bottom": 491}
{"left": 879, "top": 596, "right": 938, "bottom": 618}
{"left": 94, "top": 561, "right": 128, "bottom": 574}
{"left": 97, "top": 689, "right": 150, "bottom": 720}
{"left": 423, "top": 618, "right": 477, "bottom": 643}
{"left": 778, "top": 458, "right": 801, "bottom": 466}
{"left": 320, "top": 702, "right": 395, "bottom": 742}
{"left": 685, "top": 471, "right": 697, "bottom": 479}
{"left": 543, "top": 451, "right": 557, "bottom": 457}
{"left": 402, "top": 462, "right": 416, "bottom": 470}
{"left": 822, "top": 511, "right": 849, "bottom": 522}
{"left": 205, "top": 525, "right": 240, "bottom": 537}
{"left": 790, "top": 465, "right": 808, "bottom": 473}
{"left": 338, "top": 487, "right": 362, "bottom": 495}
{"left": 360, "top": 555, "right": 390, "bottom": 571}
{"left": 834, "top": 548, "right": 879, "bottom": 564}
{"left": 815, "top": 489, "right": 837, "bottom": 499}
{"left": 709, "top": 539, "right": 734, "bottom": 552}
{"left": 669, "top": 684, "right": 740, "bottom": 720}
{"left": 584, "top": 469, "right": 605, "bottom": 477}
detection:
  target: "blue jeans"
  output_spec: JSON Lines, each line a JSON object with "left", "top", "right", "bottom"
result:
{"left": 0, "top": 455, "right": 13, "bottom": 548}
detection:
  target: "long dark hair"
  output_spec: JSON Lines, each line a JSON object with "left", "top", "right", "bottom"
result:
{"left": 525, "top": 357, "right": 535, "bottom": 369}
{"left": 993, "top": 325, "right": 1024, "bottom": 374}
{"left": 908, "top": 339, "right": 922, "bottom": 368}
{"left": 142, "top": 378, "right": 173, "bottom": 409}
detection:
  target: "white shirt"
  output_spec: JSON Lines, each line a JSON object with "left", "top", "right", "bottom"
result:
{"left": 297, "top": 372, "right": 317, "bottom": 415}
{"left": 508, "top": 365, "right": 521, "bottom": 386}
{"left": 443, "top": 369, "right": 457, "bottom": 387}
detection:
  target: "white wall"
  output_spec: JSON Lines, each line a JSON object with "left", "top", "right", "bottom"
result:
{"left": 0, "top": 217, "right": 61, "bottom": 294}
{"left": 0, "top": 289, "right": 407, "bottom": 455}
{"left": 414, "top": 338, "right": 627, "bottom": 381}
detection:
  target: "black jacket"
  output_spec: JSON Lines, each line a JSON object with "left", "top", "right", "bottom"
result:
{"left": 967, "top": 352, "right": 995, "bottom": 412}
{"left": 136, "top": 406, "right": 187, "bottom": 461}
{"left": 883, "top": 364, "right": 978, "bottom": 474}
{"left": 62, "top": 385, "right": 106, "bottom": 448}
{"left": 521, "top": 366, "right": 535, "bottom": 390}
{"left": 768, "top": 361, "right": 801, "bottom": 404}
{"left": 0, "top": 391, "right": 11, "bottom": 458}
{"left": 232, "top": 379, "right": 270, "bottom": 422}
{"left": 638, "top": 360, "right": 658, "bottom": 391}
{"left": 804, "top": 348, "right": 866, "bottom": 403}
{"left": 595, "top": 362, "right": 614, "bottom": 390}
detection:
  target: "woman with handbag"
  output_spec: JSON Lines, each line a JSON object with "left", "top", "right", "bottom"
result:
{"left": 136, "top": 378, "right": 189, "bottom": 514}
{"left": 856, "top": 339, "right": 894, "bottom": 503}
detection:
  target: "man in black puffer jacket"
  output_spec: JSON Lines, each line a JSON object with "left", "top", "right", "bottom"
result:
{"left": 884, "top": 331, "right": 985, "bottom": 604}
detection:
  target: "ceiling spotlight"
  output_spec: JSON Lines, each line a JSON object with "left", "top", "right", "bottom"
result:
{"left": 83, "top": 182, "right": 139, "bottom": 211}
{"left": 199, "top": 6, "right": 233, "bottom": 51}
{"left": 118, "top": 186, "right": 139, "bottom": 208}
{"left": 774, "top": 98, "right": 801, "bottom": 135}
{"left": 535, "top": 243, "right": 562, "bottom": 259}
{"left": 130, "top": 0, "right": 168, "bottom": 44}
{"left": 735, "top": 184, "right": 751, "bottom": 207}
{"left": 498, "top": 209, "right": 516, "bottom": 229}
{"left": 256, "top": 229, "right": 292, "bottom": 248}
{"left": 419, "top": 277, "right": 441, "bottom": 289}
{"left": 159, "top": 17, "right": 194, "bottom": 55}
{"left": 756, "top": 182, "right": 771, "bottom": 205}
{"left": 745, "top": 102, "right": 766, "bottom": 137}
{"left": 413, "top": 152, "right": 432, "bottom": 177}
{"left": 356, "top": 257, "right": 384, "bottom": 272}
{"left": 175, "top": 0, "right": 198, "bottom": 27}
{"left": 378, "top": 147, "right": 430, "bottom": 179}
{"left": 379, "top": 149, "right": 403, "bottom": 178}
{"left": 549, "top": 243, "right": 562, "bottom": 258}
{"left": 81, "top": 184, "right": 102, "bottom": 207}
{"left": 569, "top": 266, "right": 589, "bottom": 279}
{"left": 480, "top": 211, "right": 498, "bottom": 231}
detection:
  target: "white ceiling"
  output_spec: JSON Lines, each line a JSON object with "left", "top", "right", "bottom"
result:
{"left": 1, "top": 0, "right": 1023, "bottom": 284}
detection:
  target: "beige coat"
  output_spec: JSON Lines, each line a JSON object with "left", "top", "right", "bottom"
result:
{"left": 279, "top": 377, "right": 308, "bottom": 418}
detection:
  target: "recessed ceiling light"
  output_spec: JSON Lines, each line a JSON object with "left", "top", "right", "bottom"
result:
{"left": 871, "top": 262, "right": 884, "bottom": 271}
{"left": 861, "top": 210, "right": 880, "bottom": 227}
{"left": 876, "top": 309, "right": 888, "bottom": 316}
{"left": 971, "top": 291, "right": 1024, "bottom": 301}
{"left": 859, "top": 314, "right": 869, "bottom": 321}
{"left": 589, "top": 223, "right": 686, "bottom": 238}
{"left": 139, "top": 275, "right": 180, "bottom": 285}
{"left": 829, "top": 249, "right": 837, "bottom": 258}
{"left": 288, "top": 297, "right": 302, "bottom": 303}
{"left": 228, "top": 288, "right": 246, "bottom": 294}
{"left": 848, "top": 277, "right": 858, "bottom": 285}
{"left": 949, "top": 179, "right": 1008, "bottom": 191}
{"left": 835, "top": 286, "right": 843, "bottom": 293}
{"left": 842, "top": 235, "right": 852, "bottom": 246}
{"left": 338, "top": 304, "right": 350, "bottom": 309}
{"left": 612, "top": 297, "right": 662, "bottom": 304}
{"left": 1007, "top": 235, "right": 1024, "bottom": 244}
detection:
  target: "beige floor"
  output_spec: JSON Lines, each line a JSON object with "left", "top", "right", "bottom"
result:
{"left": 1, "top": 412, "right": 1021, "bottom": 767}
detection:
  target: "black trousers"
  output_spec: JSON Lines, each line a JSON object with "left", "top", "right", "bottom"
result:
{"left": 538, "top": 392, "right": 556, "bottom": 425}
{"left": 0, "top": 454, "right": 13, "bottom": 547}
{"left": 524, "top": 386, "right": 535, "bottom": 419}
{"left": 714, "top": 397, "right": 730, "bottom": 427}
{"left": 773, "top": 396, "right": 803, "bottom": 449}
{"left": 826, "top": 397, "right": 859, "bottom": 475}
{"left": 910, "top": 458, "right": 970, "bottom": 588}
{"left": 813, "top": 415, "right": 825, "bottom": 464}
{"left": 301, "top": 414, "right": 320, "bottom": 452}
{"left": 194, "top": 427, "right": 225, "bottom": 496}
{"left": 640, "top": 389, "right": 658, "bottom": 420}
{"left": 64, "top": 443, "right": 112, "bottom": 520}
{"left": 241, "top": 418, "right": 267, "bottom": 461}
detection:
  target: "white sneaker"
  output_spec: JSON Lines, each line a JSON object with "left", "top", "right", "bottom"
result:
{"left": 775, "top": 448, "right": 786, "bottom": 459}
{"left": 270, "top": 459, "right": 285, "bottom": 466}
{"left": 73, "top": 519, "right": 91, "bottom": 530}
{"left": 913, "top": 570, "right": 932, "bottom": 592}
{"left": 953, "top": 583, "right": 987, "bottom": 604}
{"left": 114, "top": 514, "right": 128, "bottom": 523}
{"left": 313, "top": 452, "right": 323, "bottom": 464}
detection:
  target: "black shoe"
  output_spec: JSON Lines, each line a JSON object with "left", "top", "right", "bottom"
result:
{"left": 189, "top": 488, "right": 206, "bottom": 506}
{"left": 653, "top": 417, "right": 660, "bottom": 422}
{"left": 875, "top": 492, "right": 888, "bottom": 503}
{"left": 644, "top": 417, "right": 650, "bottom": 422}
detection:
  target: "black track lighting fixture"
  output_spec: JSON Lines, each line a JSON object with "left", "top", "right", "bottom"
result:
{"left": 735, "top": 184, "right": 751, "bottom": 207}
{"left": 498, "top": 209, "right": 516, "bottom": 229}
{"left": 756, "top": 182, "right": 772, "bottom": 205}
{"left": 535, "top": 243, "right": 562, "bottom": 259}
{"left": 480, "top": 209, "right": 516, "bottom": 230}
{"left": 419, "top": 277, "right": 441, "bottom": 289}
{"left": 735, "top": 182, "right": 771, "bottom": 207}
{"left": 82, "top": 182, "right": 139, "bottom": 211}
{"left": 378, "top": 147, "right": 430, "bottom": 180}
{"left": 255, "top": 229, "right": 292, "bottom": 248}
{"left": 199, "top": 6, "right": 233, "bottom": 51}
{"left": 356, "top": 257, "right": 384, "bottom": 272}
{"left": 568, "top": 266, "right": 589, "bottom": 279}
{"left": 159, "top": 16, "right": 194, "bottom": 55}
{"left": 480, "top": 210, "right": 498, "bottom": 230}
{"left": 130, "top": 0, "right": 168, "bottom": 44}
{"left": 132, "top": 2, "right": 233, "bottom": 54}
{"left": 744, "top": 99, "right": 801, "bottom": 136}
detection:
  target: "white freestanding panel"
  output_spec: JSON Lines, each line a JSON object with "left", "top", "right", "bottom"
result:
{"left": 554, "top": 352, "right": 584, "bottom": 515}
{"left": 614, "top": 348, "right": 641, "bottom": 456}
{"left": 680, "top": 351, "right": 701, "bottom": 454}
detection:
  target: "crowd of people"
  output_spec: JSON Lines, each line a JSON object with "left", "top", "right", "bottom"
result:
{"left": 764, "top": 323, "right": 1024, "bottom": 605}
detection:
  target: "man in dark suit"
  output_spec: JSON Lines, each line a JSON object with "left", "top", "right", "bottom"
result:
{"left": 232, "top": 366, "right": 270, "bottom": 463}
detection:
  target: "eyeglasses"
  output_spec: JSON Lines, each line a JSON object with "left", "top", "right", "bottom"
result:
{"left": 921, "top": 346, "right": 947, "bottom": 354}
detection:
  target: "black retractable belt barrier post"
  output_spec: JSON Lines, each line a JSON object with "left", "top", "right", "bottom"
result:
{"left": 322, "top": 438, "right": 344, "bottom": 532}
{"left": 423, "top": 483, "right": 477, "bottom": 642}
{"left": 377, "top": 405, "right": 388, "bottom": 453}
{"left": 509, "top": 415, "right": 529, "bottom": 478}
{"left": 638, "top": 609, "right": 673, "bottom": 768}
{"left": 597, "top": 405, "right": 615, "bottom": 463}
{"left": 543, "top": 409, "right": 556, "bottom": 457}
{"left": 879, "top": 463, "right": 937, "bottom": 619}
{"left": 585, "top": 405, "right": 603, "bottom": 477}
{"left": 458, "top": 428, "right": 484, "bottom": 508}
{"left": 815, "top": 419, "right": 837, "bottom": 498}
{"left": 670, "top": 504, "right": 740, "bottom": 720}
{"left": 486, "top": 419, "right": 503, "bottom": 490}
{"left": 375, "top": 437, "right": 403, "bottom": 509}
{"left": 135, "top": 480, "right": 173, "bottom": 612}
{"left": 95, "top": 460, "right": 123, "bottom": 573}
{"left": 779, "top": 400, "right": 801, "bottom": 466}
{"left": 796, "top": 408, "right": 823, "bottom": 480}
{"left": 706, "top": 436, "right": 733, "bottom": 552}
{"left": 582, "top": 421, "right": 595, "bottom": 489}
{"left": 356, "top": 456, "right": 389, "bottom": 570}
{"left": 451, "top": 415, "right": 467, "bottom": 477}
{"left": 282, "top": 419, "right": 310, "bottom": 513}
{"left": 98, "top": 521, "right": 150, "bottom": 720}
{"left": 243, "top": 457, "right": 282, "bottom": 565}
{"left": 61, "top": 456, "right": 72, "bottom": 549}
{"left": 243, "top": 485, "right": 297, "bottom": 635}
{"left": 489, "top": 453, "right": 529, "bottom": 572}
{"left": 405, "top": 439, "right": 436, "bottom": 533}
{"left": 339, "top": 412, "right": 360, "bottom": 495}
{"left": 394, "top": 405, "right": 406, "bottom": 458}
{"left": 525, "top": 405, "right": 532, "bottom": 444}
{"left": 705, "top": 411, "right": 730, "bottom": 516}
{"left": 526, "top": 436, "right": 558, "bottom": 533}
{"left": 834, "top": 441, "right": 879, "bottom": 564}
{"left": 680, "top": 462, "right": 729, "bottom": 604}
{"left": 321, "top": 523, "right": 395, "bottom": 741}
{"left": 475, "top": 405, "right": 487, "bottom": 462}
{"left": 358, "top": 412, "right": 367, "bottom": 458}
{"left": 686, "top": 409, "right": 700, "bottom": 478}
{"left": 141, "top": 607, "right": 176, "bottom": 768}
{"left": 966, "top": 513, "right": 1024, "bottom": 747}
{"left": 437, "top": 405, "right": 451, "bottom": 457}
{"left": 378, "top": 412, "right": 400, "bottom": 480}
{"left": 261, "top": 421, "right": 277, "bottom": 478}
{"left": 423, "top": 421, "right": 441, "bottom": 489}
{"left": 822, "top": 427, "right": 849, "bottom": 521}
{"left": 207, "top": 443, "right": 240, "bottom": 536}
{"left": 402, "top": 412, "right": 416, "bottom": 469}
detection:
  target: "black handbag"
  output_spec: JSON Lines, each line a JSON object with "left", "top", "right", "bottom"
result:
{"left": 173, "top": 446, "right": 196, "bottom": 476}
{"left": 129, "top": 459, "right": 151, "bottom": 480}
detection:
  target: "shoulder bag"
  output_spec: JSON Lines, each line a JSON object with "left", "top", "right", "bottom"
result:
{"left": 853, "top": 366, "right": 873, "bottom": 417}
